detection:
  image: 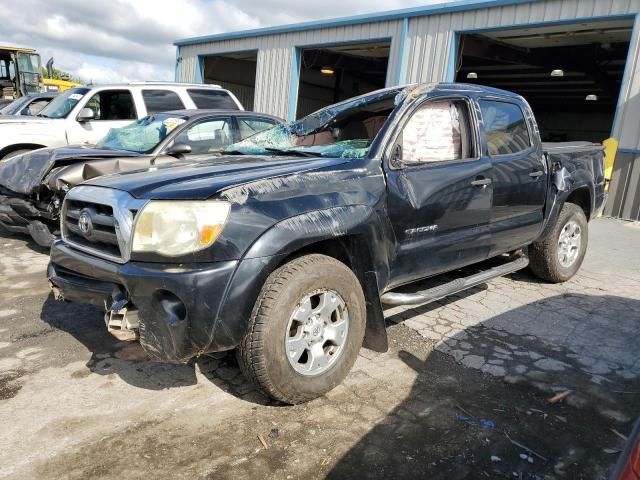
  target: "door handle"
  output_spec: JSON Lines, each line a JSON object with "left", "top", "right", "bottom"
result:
{"left": 470, "top": 177, "right": 492, "bottom": 187}
{"left": 529, "top": 170, "right": 544, "bottom": 178}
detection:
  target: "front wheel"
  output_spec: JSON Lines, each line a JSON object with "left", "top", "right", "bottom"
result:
{"left": 237, "top": 254, "right": 366, "bottom": 404}
{"left": 529, "top": 203, "right": 588, "bottom": 283}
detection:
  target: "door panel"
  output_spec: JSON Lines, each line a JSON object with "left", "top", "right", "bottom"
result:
{"left": 384, "top": 97, "right": 492, "bottom": 288}
{"left": 478, "top": 100, "right": 548, "bottom": 254}
{"left": 386, "top": 160, "right": 493, "bottom": 287}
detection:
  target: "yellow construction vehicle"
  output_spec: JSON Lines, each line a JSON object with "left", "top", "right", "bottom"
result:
{"left": 0, "top": 45, "right": 43, "bottom": 104}
{"left": 42, "top": 77, "right": 82, "bottom": 93}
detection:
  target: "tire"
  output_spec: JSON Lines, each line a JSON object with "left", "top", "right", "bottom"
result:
{"left": 237, "top": 254, "right": 366, "bottom": 404}
{"left": 1, "top": 149, "right": 32, "bottom": 161}
{"left": 529, "top": 203, "right": 588, "bottom": 283}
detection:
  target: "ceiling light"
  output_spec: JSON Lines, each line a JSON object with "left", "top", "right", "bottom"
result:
{"left": 466, "top": 72, "right": 478, "bottom": 79}
{"left": 550, "top": 69, "right": 564, "bottom": 77}
{"left": 320, "top": 67, "right": 334, "bottom": 75}
{"left": 585, "top": 94, "right": 598, "bottom": 101}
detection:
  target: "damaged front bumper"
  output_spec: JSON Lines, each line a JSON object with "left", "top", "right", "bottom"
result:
{"left": 0, "top": 194, "right": 56, "bottom": 246}
{"left": 48, "top": 240, "right": 240, "bottom": 362}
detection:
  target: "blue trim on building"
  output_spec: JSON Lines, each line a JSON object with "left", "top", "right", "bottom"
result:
{"left": 611, "top": 14, "right": 639, "bottom": 139}
{"left": 454, "top": 12, "right": 637, "bottom": 34}
{"left": 174, "top": 0, "right": 540, "bottom": 46}
{"left": 395, "top": 18, "right": 409, "bottom": 85}
{"left": 174, "top": 47, "right": 180, "bottom": 82}
{"left": 446, "top": 32, "right": 458, "bottom": 82}
{"left": 288, "top": 37, "right": 393, "bottom": 50}
{"left": 287, "top": 48, "right": 302, "bottom": 121}
{"left": 193, "top": 55, "right": 204, "bottom": 83}
{"left": 618, "top": 148, "right": 640, "bottom": 155}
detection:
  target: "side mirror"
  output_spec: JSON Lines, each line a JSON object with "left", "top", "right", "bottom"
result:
{"left": 165, "top": 143, "right": 192, "bottom": 156}
{"left": 77, "top": 108, "right": 95, "bottom": 122}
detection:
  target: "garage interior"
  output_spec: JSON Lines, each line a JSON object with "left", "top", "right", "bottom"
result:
{"left": 202, "top": 52, "right": 257, "bottom": 110}
{"left": 295, "top": 41, "right": 390, "bottom": 118}
{"left": 455, "top": 19, "right": 633, "bottom": 143}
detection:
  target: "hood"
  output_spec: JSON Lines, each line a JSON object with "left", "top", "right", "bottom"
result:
{"left": 0, "top": 145, "right": 142, "bottom": 195}
{"left": 86, "top": 155, "right": 351, "bottom": 200}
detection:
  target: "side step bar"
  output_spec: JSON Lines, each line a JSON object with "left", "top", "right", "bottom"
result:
{"left": 380, "top": 256, "right": 529, "bottom": 307}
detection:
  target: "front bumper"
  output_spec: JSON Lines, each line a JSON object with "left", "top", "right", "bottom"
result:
{"left": 48, "top": 240, "right": 239, "bottom": 362}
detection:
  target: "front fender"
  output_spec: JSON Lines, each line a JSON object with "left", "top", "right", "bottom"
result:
{"left": 244, "top": 205, "right": 377, "bottom": 259}
{"left": 210, "top": 205, "right": 392, "bottom": 351}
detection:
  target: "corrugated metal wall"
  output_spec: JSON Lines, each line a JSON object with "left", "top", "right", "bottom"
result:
{"left": 178, "top": 20, "right": 403, "bottom": 119}
{"left": 605, "top": 152, "right": 640, "bottom": 220}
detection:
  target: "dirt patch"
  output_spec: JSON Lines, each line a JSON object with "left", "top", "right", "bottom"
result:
{"left": 0, "top": 369, "right": 25, "bottom": 400}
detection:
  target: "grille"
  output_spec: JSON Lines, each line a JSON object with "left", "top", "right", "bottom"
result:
{"left": 63, "top": 199, "right": 122, "bottom": 259}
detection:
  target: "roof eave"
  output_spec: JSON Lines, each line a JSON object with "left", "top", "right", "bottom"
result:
{"left": 174, "top": 0, "right": 540, "bottom": 47}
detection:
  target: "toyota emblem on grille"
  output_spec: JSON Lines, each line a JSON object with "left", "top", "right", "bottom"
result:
{"left": 78, "top": 210, "right": 93, "bottom": 237}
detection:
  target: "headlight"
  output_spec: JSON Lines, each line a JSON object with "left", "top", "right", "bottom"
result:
{"left": 132, "top": 201, "right": 230, "bottom": 256}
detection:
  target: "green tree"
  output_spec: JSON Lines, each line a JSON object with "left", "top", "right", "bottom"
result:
{"left": 41, "top": 66, "right": 82, "bottom": 83}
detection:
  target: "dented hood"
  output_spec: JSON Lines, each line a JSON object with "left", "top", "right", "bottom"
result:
{"left": 0, "top": 145, "right": 142, "bottom": 195}
{"left": 85, "top": 155, "right": 350, "bottom": 200}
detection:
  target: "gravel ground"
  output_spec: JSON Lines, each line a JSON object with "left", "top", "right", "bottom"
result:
{"left": 0, "top": 217, "right": 638, "bottom": 479}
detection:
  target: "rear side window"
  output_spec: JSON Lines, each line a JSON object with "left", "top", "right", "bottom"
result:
{"left": 142, "top": 90, "right": 185, "bottom": 114}
{"left": 188, "top": 89, "right": 239, "bottom": 110}
{"left": 479, "top": 100, "right": 531, "bottom": 156}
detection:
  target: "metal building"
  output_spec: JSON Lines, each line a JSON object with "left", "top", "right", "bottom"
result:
{"left": 174, "top": 0, "right": 640, "bottom": 220}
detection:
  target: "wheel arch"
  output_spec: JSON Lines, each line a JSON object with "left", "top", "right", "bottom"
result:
{"left": 0, "top": 143, "right": 45, "bottom": 159}
{"left": 211, "top": 206, "right": 390, "bottom": 353}
{"left": 564, "top": 186, "right": 592, "bottom": 220}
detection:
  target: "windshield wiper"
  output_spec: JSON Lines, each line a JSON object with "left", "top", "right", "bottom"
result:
{"left": 222, "top": 150, "right": 247, "bottom": 155}
{"left": 264, "top": 147, "right": 318, "bottom": 157}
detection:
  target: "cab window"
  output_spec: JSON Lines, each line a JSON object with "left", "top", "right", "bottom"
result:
{"left": 479, "top": 100, "right": 531, "bottom": 156}
{"left": 399, "top": 99, "right": 474, "bottom": 164}
{"left": 83, "top": 90, "right": 136, "bottom": 120}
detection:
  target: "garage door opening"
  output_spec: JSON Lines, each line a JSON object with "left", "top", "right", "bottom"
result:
{"left": 295, "top": 41, "right": 390, "bottom": 119}
{"left": 202, "top": 52, "right": 257, "bottom": 110}
{"left": 455, "top": 19, "right": 633, "bottom": 143}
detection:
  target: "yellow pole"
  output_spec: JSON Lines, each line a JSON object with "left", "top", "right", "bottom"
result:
{"left": 600, "top": 137, "right": 618, "bottom": 217}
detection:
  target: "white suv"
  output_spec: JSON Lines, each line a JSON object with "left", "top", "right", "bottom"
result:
{"left": 0, "top": 82, "right": 243, "bottom": 160}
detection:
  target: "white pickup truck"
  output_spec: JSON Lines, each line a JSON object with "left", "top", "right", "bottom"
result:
{"left": 0, "top": 82, "right": 243, "bottom": 160}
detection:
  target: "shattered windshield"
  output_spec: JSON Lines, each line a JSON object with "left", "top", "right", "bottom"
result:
{"left": 38, "top": 87, "right": 90, "bottom": 119}
{"left": 225, "top": 87, "right": 406, "bottom": 159}
{"left": 96, "top": 114, "right": 188, "bottom": 153}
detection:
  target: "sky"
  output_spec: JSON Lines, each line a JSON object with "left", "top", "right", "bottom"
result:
{"left": 0, "top": 0, "right": 442, "bottom": 83}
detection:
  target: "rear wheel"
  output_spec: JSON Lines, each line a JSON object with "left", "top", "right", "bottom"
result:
{"left": 529, "top": 203, "right": 588, "bottom": 283}
{"left": 237, "top": 254, "right": 366, "bottom": 404}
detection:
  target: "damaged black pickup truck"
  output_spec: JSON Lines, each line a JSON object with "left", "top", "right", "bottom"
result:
{"left": 48, "top": 83, "right": 606, "bottom": 404}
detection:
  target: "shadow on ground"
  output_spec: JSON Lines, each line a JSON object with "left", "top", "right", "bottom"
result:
{"left": 0, "top": 229, "right": 49, "bottom": 255}
{"left": 327, "top": 292, "right": 640, "bottom": 479}
{"left": 39, "top": 294, "right": 271, "bottom": 404}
